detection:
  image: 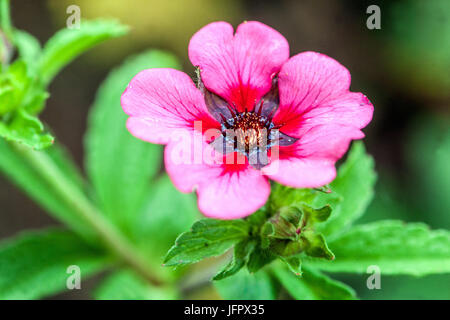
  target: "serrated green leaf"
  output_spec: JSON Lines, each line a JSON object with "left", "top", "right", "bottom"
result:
{"left": 0, "top": 109, "right": 54, "bottom": 149}
{"left": 0, "top": 229, "right": 110, "bottom": 299}
{"left": 164, "top": 219, "right": 249, "bottom": 267}
{"left": 307, "top": 220, "right": 450, "bottom": 276}
{"left": 214, "top": 240, "right": 256, "bottom": 281}
{"left": 85, "top": 50, "right": 180, "bottom": 231}
{"left": 214, "top": 269, "right": 277, "bottom": 300}
{"left": 94, "top": 270, "right": 177, "bottom": 300}
{"left": 272, "top": 265, "right": 357, "bottom": 300}
{"left": 315, "top": 142, "right": 377, "bottom": 237}
{"left": 0, "top": 141, "right": 95, "bottom": 239}
{"left": 39, "top": 19, "right": 128, "bottom": 85}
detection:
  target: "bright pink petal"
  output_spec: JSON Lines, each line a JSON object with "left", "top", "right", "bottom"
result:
{"left": 263, "top": 157, "right": 337, "bottom": 189}
{"left": 263, "top": 52, "right": 373, "bottom": 188}
{"left": 273, "top": 51, "right": 373, "bottom": 137}
{"left": 197, "top": 169, "right": 271, "bottom": 219}
{"left": 121, "top": 68, "right": 219, "bottom": 144}
{"left": 263, "top": 125, "right": 364, "bottom": 188}
{"left": 165, "top": 134, "right": 270, "bottom": 219}
{"left": 189, "top": 21, "right": 289, "bottom": 112}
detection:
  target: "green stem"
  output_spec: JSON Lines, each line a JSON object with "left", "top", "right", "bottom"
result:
{"left": 0, "top": 0, "right": 12, "bottom": 68}
{"left": 0, "top": 0, "right": 12, "bottom": 38}
{"left": 14, "top": 143, "right": 163, "bottom": 286}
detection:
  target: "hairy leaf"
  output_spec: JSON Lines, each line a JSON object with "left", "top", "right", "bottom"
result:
{"left": 39, "top": 19, "right": 128, "bottom": 84}
{"left": 132, "top": 175, "right": 199, "bottom": 259}
{"left": 307, "top": 220, "right": 450, "bottom": 276}
{"left": 0, "top": 229, "right": 110, "bottom": 299}
{"left": 315, "top": 142, "right": 377, "bottom": 237}
{"left": 85, "top": 50, "right": 180, "bottom": 231}
{"left": 0, "top": 141, "right": 94, "bottom": 238}
{"left": 164, "top": 219, "right": 249, "bottom": 267}
{"left": 214, "top": 269, "right": 277, "bottom": 300}
{"left": 273, "top": 265, "right": 357, "bottom": 300}
{"left": 94, "top": 270, "right": 176, "bottom": 300}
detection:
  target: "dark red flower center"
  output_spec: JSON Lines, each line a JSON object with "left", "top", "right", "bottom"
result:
{"left": 221, "top": 102, "right": 280, "bottom": 154}
{"left": 198, "top": 74, "right": 298, "bottom": 169}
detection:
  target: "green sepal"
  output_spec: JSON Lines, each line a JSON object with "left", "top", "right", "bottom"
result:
{"left": 259, "top": 202, "right": 334, "bottom": 268}
{"left": 302, "top": 231, "right": 335, "bottom": 260}
{"left": 247, "top": 243, "right": 276, "bottom": 273}
{"left": 302, "top": 204, "right": 332, "bottom": 224}
{"left": 261, "top": 222, "right": 274, "bottom": 249}
{"left": 264, "top": 206, "right": 302, "bottom": 240}
{"left": 270, "top": 239, "right": 304, "bottom": 257}
{"left": 213, "top": 240, "right": 256, "bottom": 281}
{"left": 281, "top": 256, "right": 302, "bottom": 276}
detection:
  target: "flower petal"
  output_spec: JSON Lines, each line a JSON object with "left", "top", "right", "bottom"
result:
{"left": 263, "top": 125, "right": 364, "bottom": 188}
{"left": 197, "top": 168, "right": 271, "bottom": 219}
{"left": 274, "top": 51, "right": 373, "bottom": 137}
{"left": 262, "top": 157, "right": 337, "bottom": 189}
{"left": 264, "top": 52, "right": 373, "bottom": 188}
{"left": 121, "top": 68, "right": 219, "bottom": 144}
{"left": 165, "top": 134, "right": 270, "bottom": 219}
{"left": 189, "top": 21, "right": 289, "bottom": 112}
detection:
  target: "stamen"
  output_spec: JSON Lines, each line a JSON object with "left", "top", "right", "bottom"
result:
{"left": 201, "top": 77, "right": 297, "bottom": 169}
{"left": 256, "top": 99, "right": 264, "bottom": 116}
{"left": 266, "top": 107, "right": 276, "bottom": 120}
{"left": 226, "top": 104, "right": 236, "bottom": 117}
{"left": 219, "top": 114, "right": 229, "bottom": 127}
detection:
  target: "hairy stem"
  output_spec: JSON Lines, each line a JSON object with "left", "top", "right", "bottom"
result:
{"left": 14, "top": 143, "right": 163, "bottom": 286}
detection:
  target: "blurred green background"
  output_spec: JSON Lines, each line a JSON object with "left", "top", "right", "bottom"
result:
{"left": 0, "top": 0, "right": 449, "bottom": 299}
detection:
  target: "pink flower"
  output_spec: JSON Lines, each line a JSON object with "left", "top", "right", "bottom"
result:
{"left": 121, "top": 21, "right": 373, "bottom": 219}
